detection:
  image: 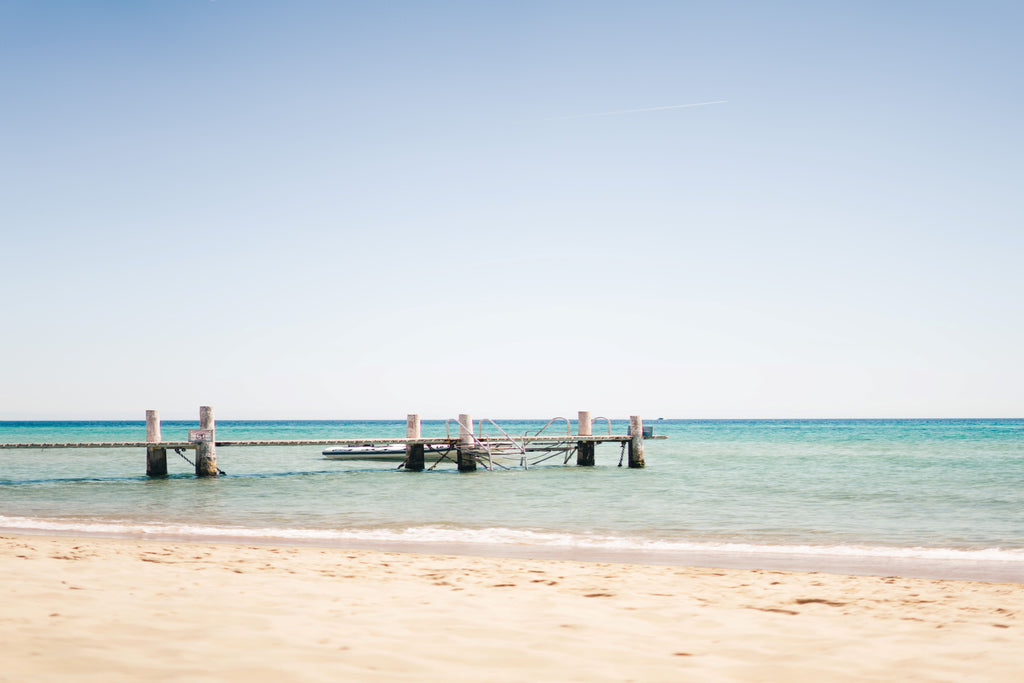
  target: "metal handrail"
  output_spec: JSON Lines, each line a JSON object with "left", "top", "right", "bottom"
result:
{"left": 475, "top": 419, "right": 527, "bottom": 456}
{"left": 525, "top": 417, "right": 571, "bottom": 439}
{"left": 442, "top": 416, "right": 632, "bottom": 470}
{"left": 590, "top": 416, "right": 613, "bottom": 435}
{"left": 442, "top": 417, "right": 508, "bottom": 470}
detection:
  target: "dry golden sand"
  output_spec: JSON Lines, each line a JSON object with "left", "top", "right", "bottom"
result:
{"left": 1, "top": 534, "right": 1022, "bottom": 682}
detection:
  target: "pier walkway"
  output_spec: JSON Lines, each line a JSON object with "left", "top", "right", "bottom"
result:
{"left": 0, "top": 409, "right": 666, "bottom": 476}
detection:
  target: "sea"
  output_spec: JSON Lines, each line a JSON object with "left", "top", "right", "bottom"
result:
{"left": 2, "top": 418, "right": 1022, "bottom": 582}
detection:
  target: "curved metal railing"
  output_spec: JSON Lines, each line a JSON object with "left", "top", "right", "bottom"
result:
{"left": 524, "top": 416, "right": 572, "bottom": 439}
{"left": 590, "top": 416, "right": 613, "bottom": 435}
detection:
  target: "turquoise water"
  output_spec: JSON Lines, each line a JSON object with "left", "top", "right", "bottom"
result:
{"left": 2, "top": 419, "right": 1022, "bottom": 580}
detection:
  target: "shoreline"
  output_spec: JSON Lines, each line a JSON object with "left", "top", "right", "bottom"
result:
{"left": 5, "top": 524, "right": 1023, "bottom": 584}
{"left": 3, "top": 532, "right": 1023, "bottom": 681}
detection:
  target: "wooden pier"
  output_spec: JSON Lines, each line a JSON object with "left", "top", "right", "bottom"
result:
{"left": 0, "top": 407, "right": 666, "bottom": 477}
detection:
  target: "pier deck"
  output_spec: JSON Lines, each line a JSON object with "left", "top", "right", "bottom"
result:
{"left": 0, "top": 435, "right": 664, "bottom": 450}
{"left": 0, "top": 408, "right": 664, "bottom": 475}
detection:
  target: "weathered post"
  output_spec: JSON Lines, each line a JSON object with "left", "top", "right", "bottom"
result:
{"left": 195, "top": 405, "right": 219, "bottom": 477}
{"left": 628, "top": 415, "right": 645, "bottom": 468}
{"left": 405, "top": 413, "right": 424, "bottom": 472}
{"left": 145, "top": 409, "right": 167, "bottom": 477}
{"left": 456, "top": 413, "right": 476, "bottom": 472}
{"left": 576, "top": 410, "right": 595, "bottom": 466}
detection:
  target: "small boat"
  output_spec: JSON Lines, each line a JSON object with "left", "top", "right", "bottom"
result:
{"left": 322, "top": 444, "right": 407, "bottom": 461}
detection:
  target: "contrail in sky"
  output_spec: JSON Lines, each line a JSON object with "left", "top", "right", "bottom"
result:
{"left": 559, "top": 100, "right": 727, "bottom": 119}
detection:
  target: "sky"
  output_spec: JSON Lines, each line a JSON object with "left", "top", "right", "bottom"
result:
{"left": 1, "top": 1, "right": 1022, "bottom": 420}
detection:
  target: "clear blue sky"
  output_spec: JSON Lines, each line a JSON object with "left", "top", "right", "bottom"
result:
{"left": 2, "top": 1, "right": 1021, "bottom": 419}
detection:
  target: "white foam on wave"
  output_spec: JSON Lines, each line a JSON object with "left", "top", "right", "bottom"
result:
{"left": 3, "top": 515, "right": 1023, "bottom": 564}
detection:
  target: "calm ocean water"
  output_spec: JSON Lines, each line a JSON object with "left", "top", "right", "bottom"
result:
{"left": 2, "top": 419, "right": 1022, "bottom": 580}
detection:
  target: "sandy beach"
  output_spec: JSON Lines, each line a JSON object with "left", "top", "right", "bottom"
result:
{"left": 0, "top": 534, "right": 1021, "bottom": 682}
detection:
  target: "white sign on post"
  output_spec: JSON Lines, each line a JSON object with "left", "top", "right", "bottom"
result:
{"left": 188, "top": 429, "right": 214, "bottom": 443}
